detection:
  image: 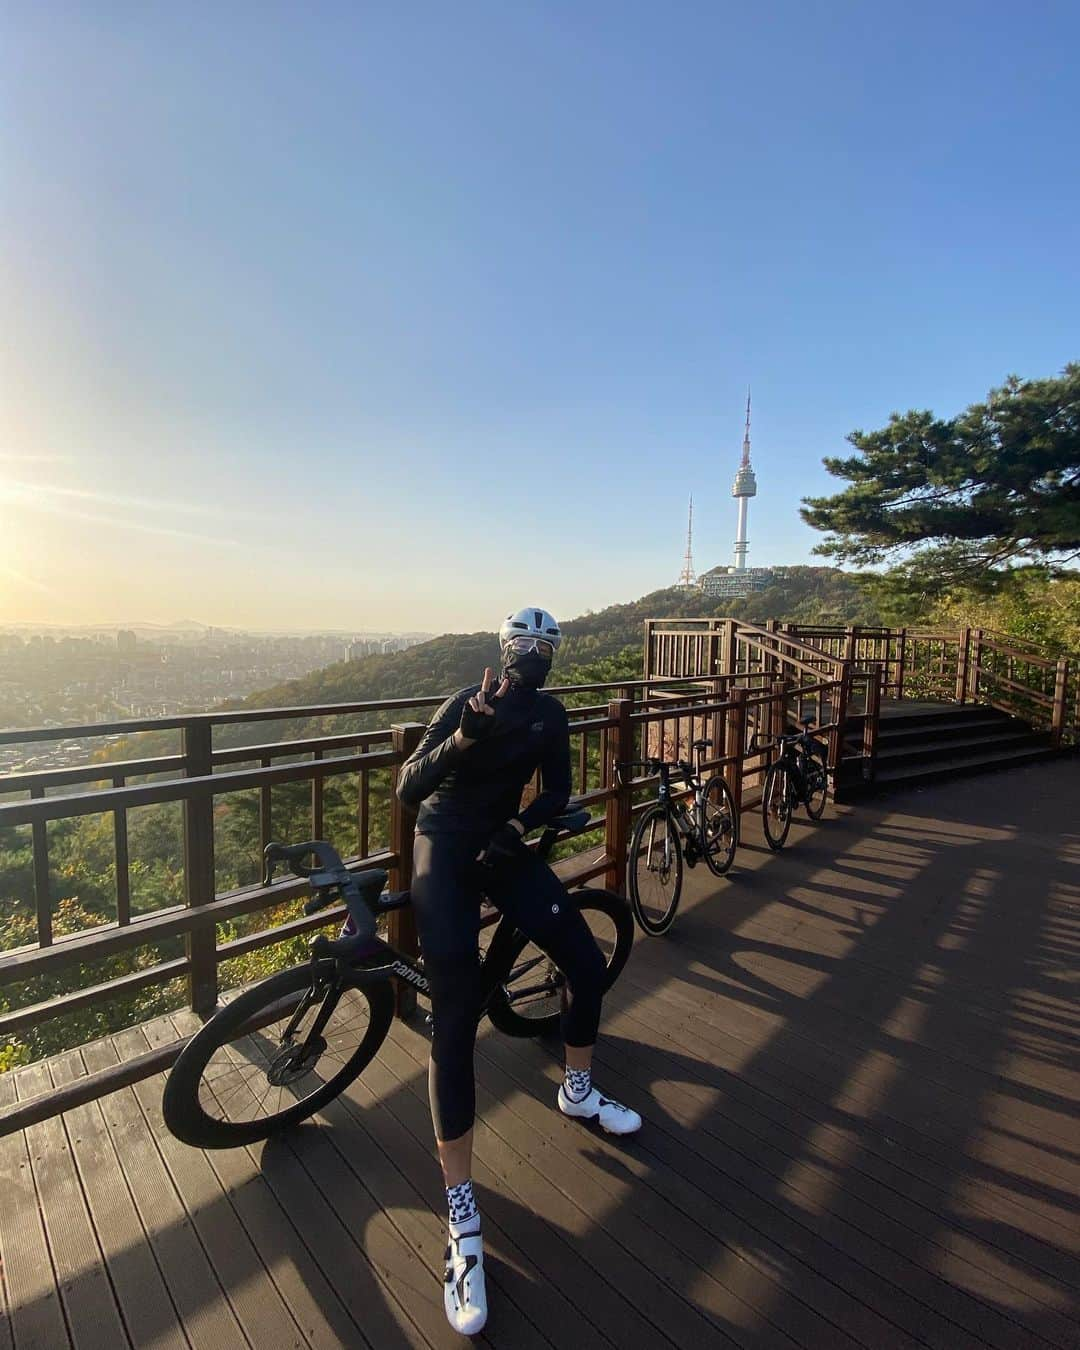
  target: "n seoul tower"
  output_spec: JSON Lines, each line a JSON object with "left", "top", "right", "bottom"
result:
{"left": 731, "top": 389, "right": 757, "bottom": 572}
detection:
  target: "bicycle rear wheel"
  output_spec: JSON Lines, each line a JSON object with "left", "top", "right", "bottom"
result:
{"left": 487, "top": 889, "right": 633, "bottom": 1038}
{"left": 804, "top": 755, "right": 828, "bottom": 820}
{"left": 700, "top": 774, "right": 738, "bottom": 876}
{"left": 627, "top": 803, "right": 683, "bottom": 934}
{"left": 163, "top": 963, "right": 395, "bottom": 1149}
{"left": 762, "top": 763, "right": 793, "bottom": 851}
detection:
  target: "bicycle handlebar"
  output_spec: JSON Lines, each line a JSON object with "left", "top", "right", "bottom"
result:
{"left": 748, "top": 727, "right": 826, "bottom": 756}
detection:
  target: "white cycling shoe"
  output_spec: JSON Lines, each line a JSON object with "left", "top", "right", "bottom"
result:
{"left": 444, "top": 1230, "right": 487, "bottom": 1336}
{"left": 557, "top": 1084, "right": 642, "bottom": 1134}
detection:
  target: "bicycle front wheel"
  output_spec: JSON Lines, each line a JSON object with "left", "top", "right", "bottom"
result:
{"left": 627, "top": 803, "right": 683, "bottom": 934}
{"left": 163, "top": 963, "right": 395, "bottom": 1149}
{"left": 488, "top": 889, "right": 633, "bottom": 1038}
{"left": 762, "top": 763, "right": 793, "bottom": 851}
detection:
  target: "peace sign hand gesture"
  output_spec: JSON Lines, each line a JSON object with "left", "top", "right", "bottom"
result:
{"left": 455, "top": 667, "right": 510, "bottom": 748}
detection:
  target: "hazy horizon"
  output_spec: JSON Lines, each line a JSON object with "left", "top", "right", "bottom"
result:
{"left": 4, "top": 2, "right": 1077, "bottom": 631}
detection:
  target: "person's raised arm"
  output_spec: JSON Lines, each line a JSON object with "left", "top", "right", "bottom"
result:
{"left": 396, "top": 668, "right": 509, "bottom": 807}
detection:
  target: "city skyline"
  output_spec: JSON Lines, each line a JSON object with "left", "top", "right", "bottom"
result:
{"left": 4, "top": 2, "right": 1078, "bottom": 631}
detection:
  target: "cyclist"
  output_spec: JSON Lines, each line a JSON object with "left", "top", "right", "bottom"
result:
{"left": 397, "top": 606, "right": 642, "bottom": 1335}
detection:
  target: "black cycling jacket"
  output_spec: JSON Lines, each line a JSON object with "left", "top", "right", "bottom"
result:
{"left": 396, "top": 684, "right": 571, "bottom": 836}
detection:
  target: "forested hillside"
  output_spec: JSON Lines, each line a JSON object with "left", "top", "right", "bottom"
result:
{"left": 233, "top": 567, "right": 879, "bottom": 717}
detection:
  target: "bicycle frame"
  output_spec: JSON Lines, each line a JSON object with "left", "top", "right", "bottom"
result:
{"left": 769, "top": 734, "right": 826, "bottom": 807}
{"left": 636, "top": 756, "right": 706, "bottom": 831}
{"left": 282, "top": 882, "right": 560, "bottom": 1058}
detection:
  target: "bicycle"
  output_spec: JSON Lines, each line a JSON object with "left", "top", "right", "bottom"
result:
{"left": 751, "top": 716, "right": 829, "bottom": 851}
{"left": 618, "top": 737, "right": 739, "bottom": 936}
{"left": 162, "top": 807, "right": 632, "bottom": 1149}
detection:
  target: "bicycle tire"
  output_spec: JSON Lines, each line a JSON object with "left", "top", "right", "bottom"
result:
{"left": 699, "top": 774, "right": 738, "bottom": 876}
{"left": 487, "top": 889, "right": 633, "bottom": 1038}
{"left": 804, "top": 755, "right": 828, "bottom": 820}
{"left": 163, "top": 963, "right": 395, "bottom": 1149}
{"left": 627, "top": 802, "right": 684, "bottom": 935}
{"left": 762, "top": 763, "right": 793, "bottom": 851}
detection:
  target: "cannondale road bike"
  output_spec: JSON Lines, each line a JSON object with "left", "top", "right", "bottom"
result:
{"left": 752, "top": 717, "right": 829, "bottom": 851}
{"left": 163, "top": 809, "right": 632, "bottom": 1149}
{"left": 619, "top": 737, "right": 738, "bottom": 936}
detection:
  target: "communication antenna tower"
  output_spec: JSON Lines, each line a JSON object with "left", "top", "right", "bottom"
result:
{"left": 677, "top": 495, "right": 697, "bottom": 587}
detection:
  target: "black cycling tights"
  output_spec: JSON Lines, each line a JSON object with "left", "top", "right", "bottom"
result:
{"left": 410, "top": 831, "right": 608, "bottom": 1143}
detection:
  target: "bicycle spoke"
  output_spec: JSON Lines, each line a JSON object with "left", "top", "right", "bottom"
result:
{"left": 195, "top": 982, "right": 374, "bottom": 1129}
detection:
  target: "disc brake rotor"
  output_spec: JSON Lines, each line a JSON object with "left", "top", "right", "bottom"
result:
{"left": 266, "top": 1035, "right": 327, "bottom": 1087}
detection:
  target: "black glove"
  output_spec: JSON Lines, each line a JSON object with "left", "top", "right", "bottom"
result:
{"left": 483, "top": 823, "right": 527, "bottom": 866}
{"left": 459, "top": 688, "right": 501, "bottom": 741}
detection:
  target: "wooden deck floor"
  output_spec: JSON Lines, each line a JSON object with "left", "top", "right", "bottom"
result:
{"left": 2, "top": 758, "right": 1079, "bottom": 1349}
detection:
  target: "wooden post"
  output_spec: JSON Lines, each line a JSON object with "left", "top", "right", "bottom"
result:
{"left": 829, "top": 668, "right": 851, "bottom": 776}
{"left": 764, "top": 618, "right": 779, "bottom": 676}
{"left": 708, "top": 626, "right": 721, "bottom": 680}
{"left": 862, "top": 668, "right": 881, "bottom": 781}
{"left": 389, "top": 722, "right": 425, "bottom": 1018}
{"left": 709, "top": 675, "right": 725, "bottom": 758}
{"left": 954, "top": 627, "right": 971, "bottom": 704}
{"left": 724, "top": 619, "right": 738, "bottom": 678}
{"left": 182, "top": 719, "right": 217, "bottom": 1016}
{"left": 1051, "top": 657, "right": 1069, "bottom": 749}
{"left": 30, "top": 787, "right": 51, "bottom": 948}
{"left": 970, "top": 629, "right": 984, "bottom": 702}
{"left": 896, "top": 627, "right": 908, "bottom": 701}
{"left": 725, "top": 687, "right": 748, "bottom": 814}
{"left": 844, "top": 625, "right": 857, "bottom": 664}
{"left": 770, "top": 678, "right": 790, "bottom": 741}
{"left": 642, "top": 620, "right": 654, "bottom": 683}
{"left": 604, "top": 699, "right": 634, "bottom": 894}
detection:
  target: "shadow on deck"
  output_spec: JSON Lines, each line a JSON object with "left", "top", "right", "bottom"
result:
{"left": 2, "top": 759, "right": 1079, "bottom": 1349}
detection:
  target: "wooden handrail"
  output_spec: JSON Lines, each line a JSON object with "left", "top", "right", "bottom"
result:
{"left": 977, "top": 636, "right": 1059, "bottom": 669}
{"left": 0, "top": 755, "right": 187, "bottom": 794}
{"left": 0, "top": 750, "right": 400, "bottom": 827}
{"left": 972, "top": 667, "right": 1054, "bottom": 706}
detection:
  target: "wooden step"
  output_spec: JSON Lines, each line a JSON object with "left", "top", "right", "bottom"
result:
{"left": 874, "top": 729, "right": 1049, "bottom": 769}
{"left": 870, "top": 703, "right": 1014, "bottom": 732}
{"left": 838, "top": 742, "right": 1066, "bottom": 799}
{"left": 875, "top": 714, "right": 1029, "bottom": 747}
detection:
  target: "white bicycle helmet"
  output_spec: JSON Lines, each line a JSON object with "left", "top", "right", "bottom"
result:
{"left": 499, "top": 607, "right": 562, "bottom": 651}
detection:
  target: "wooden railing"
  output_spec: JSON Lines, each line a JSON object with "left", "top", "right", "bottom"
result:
{"left": 643, "top": 618, "right": 866, "bottom": 772}
{"left": 784, "top": 623, "right": 1075, "bottom": 745}
{"left": 650, "top": 619, "right": 1076, "bottom": 762}
{"left": 0, "top": 674, "right": 819, "bottom": 1101}
{"left": 2, "top": 619, "right": 1072, "bottom": 1122}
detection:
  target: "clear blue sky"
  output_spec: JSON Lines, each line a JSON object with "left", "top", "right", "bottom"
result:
{"left": 3, "top": 1, "right": 1077, "bottom": 631}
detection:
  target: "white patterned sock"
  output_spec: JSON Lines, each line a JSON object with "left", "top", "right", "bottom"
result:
{"left": 446, "top": 1179, "right": 480, "bottom": 1238}
{"left": 564, "top": 1065, "right": 592, "bottom": 1102}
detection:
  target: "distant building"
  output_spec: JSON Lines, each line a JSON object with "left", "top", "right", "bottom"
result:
{"left": 700, "top": 566, "right": 774, "bottom": 598}
{"left": 116, "top": 630, "right": 137, "bottom": 653}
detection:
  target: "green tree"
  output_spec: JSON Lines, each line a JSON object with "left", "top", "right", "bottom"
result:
{"left": 801, "top": 365, "right": 1080, "bottom": 597}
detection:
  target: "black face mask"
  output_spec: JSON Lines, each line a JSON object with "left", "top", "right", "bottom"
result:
{"left": 503, "top": 651, "right": 551, "bottom": 690}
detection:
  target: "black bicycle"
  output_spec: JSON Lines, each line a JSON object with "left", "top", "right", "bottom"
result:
{"left": 619, "top": 737, "right": 739, "bottom": 936}
{"left": 752, "top": 716, "right": 829, "bottom": 851}
{"left": 163, "top": 809, "right": 632, "bottom": 1149}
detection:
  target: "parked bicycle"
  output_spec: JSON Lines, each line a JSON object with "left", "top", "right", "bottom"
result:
{"left": 618, "top": 738, "right": 739, "bottom": 936}
{"left": 162, "top": 808, "right": 632, "bottom": 1149}
{"left": 751, "top": 716, "right": 829, "bottom": 851}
